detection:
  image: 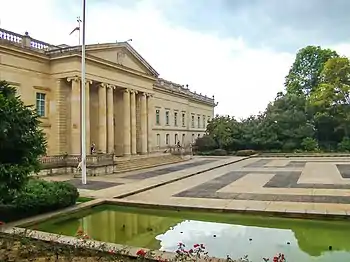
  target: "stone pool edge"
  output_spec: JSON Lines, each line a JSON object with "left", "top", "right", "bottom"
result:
{"left": 1, "top": 196, "right": 350, "bottom": 262}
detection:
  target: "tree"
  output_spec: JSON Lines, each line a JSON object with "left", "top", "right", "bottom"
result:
{"left": 285, "top": 46, "right": 338, "bottom": 96}
{"left": 310, "top": 57, "right": 350, "bottom": 137}
{"left": 0, "top": 80, "right": 47, "bottom": 202}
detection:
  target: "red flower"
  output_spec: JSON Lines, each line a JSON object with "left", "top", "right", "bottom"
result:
{"left": 0, "top": 221, "right": 4, "bottom": 226}
{"left": 189, "top": 249, "right": 193, "bottom": 253}
{"left": 193, "top": 244, "right": 199, "bottom": 248}
{"left": 108, "top": 250, "right": 114, "bottom": 254}
{"left": 136, "top": 249, "right": 147, "bottom": 257}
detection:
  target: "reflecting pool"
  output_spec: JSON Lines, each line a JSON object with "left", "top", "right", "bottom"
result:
{"left": 29, "top": 205, "right": 350, "bottom": 261}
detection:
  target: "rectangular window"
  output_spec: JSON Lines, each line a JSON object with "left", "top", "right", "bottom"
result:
{"left": 182, "top": 134, "right": 185, "bottom": 144}
{"left": 175, "top": 134, "right": 178, "bottom": 144}
{"left": 191, "top": 115, "right": 195, "bottom": 128}
{"left": 174, "top": 112, "right": 178, "bottom": 126}
{"left": 156, "top": 134, "right": 160, "bottom": 147}
{"left": 165, "top": 111, "right": 170, "bottom": 125}
{"left": 197, "top": 116, "right": 201, "bottom": 128}
{"left": 155, "top": 109, "right": 160, "bottom": 125}
{"left": 36, "top": 92, "right": 46, "bottom": 117}
{"left": 203, "top": 116, "right": 206, "bottom": 128}
{"left": 182, "top": 113, "right": 186, "bottom": 126}
{"left": 165, "top": 134, "right": 170, "bottom": 145}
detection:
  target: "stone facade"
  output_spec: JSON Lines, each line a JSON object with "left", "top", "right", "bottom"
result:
{"left": 0, "top": 28, "right": 216, "bottom": 156}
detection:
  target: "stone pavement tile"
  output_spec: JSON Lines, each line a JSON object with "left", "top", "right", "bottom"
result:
{"left": 225, "top": 200, "right": 271, "bottom": 212}
{"left": 266, "top": 202, "right": 313, "bottom": 214}
{"left": 173, "top": 197, "right": 231, "bottom": 210}
{"left": 310, "top": 203, "right": 350, "bottom": 216}
{"left": 312, "top": 188, "right": 350, "bottom": 196}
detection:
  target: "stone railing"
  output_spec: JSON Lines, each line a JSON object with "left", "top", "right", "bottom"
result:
{"left": 39, "top": 154, "right": 115, "bottom": 169}
{"left": 155, "top": 78, "right": 215, "bottom": 105}
{"left": 0, "top": 28, "right": 59, "bottom": 52}
{"left": 168, "top": 145, "right": 193, "bottom": 156}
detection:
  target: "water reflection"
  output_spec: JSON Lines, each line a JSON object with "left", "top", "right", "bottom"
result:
{"left": 32, "top": 206, "right": 350, "bottom": 262}
{"left": 156, "top": 220, "right": 350, "bottom": 261}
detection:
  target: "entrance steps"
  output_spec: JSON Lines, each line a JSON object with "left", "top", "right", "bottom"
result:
{"left": 113, "top": 154, "right": 185, "bottom": 173}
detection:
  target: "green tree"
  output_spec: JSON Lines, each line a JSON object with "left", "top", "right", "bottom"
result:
{"left": 285, "top": 46, "right": 338, "bottom": 96}
{"left": 0, "top": 80, "right": 47, "bottom": 202}
{"left": 310, "top": 57, "right": 350, "bottom": 137}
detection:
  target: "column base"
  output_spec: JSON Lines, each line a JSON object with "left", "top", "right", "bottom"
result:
{"left": 123, "top": 153, "right": 131, "bottom": 156}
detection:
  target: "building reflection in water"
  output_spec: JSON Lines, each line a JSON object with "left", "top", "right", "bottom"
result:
{"left": 80, "top": 210, "right": 182, "bottom": 250}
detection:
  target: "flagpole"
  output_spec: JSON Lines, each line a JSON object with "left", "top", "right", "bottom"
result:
{"left": 81, "top": 0, "right": 87, "bottom": 185}
{"left": 77, "top": 16, "right": 82, "bottom": 46}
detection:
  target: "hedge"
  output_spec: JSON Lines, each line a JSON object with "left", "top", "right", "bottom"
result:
{"left": 0, "top": 179, "right": 79, "bottom": 222}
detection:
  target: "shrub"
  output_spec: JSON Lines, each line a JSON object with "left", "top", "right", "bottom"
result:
{"left": 338, "top": 137, "right": 350, "bottom": 152}
{"left": 0, "top": 81, "right": 46, "bottom": 202}
{"left": 236, "top": 149, "right": 257, "bottom": 156}
{"left": 194, "top": 135, "right": 217, "bottom": 152}
{"left": 212, "top": 149, "right": 227, "bottom": 156}
{"left": 0, "top": 179, "right": 79, "bottom": 222}
{"left": 301, "top": 137, "right": 319, "bottom": 151}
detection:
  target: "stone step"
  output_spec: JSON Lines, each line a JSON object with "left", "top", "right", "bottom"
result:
{"left": 113, "top": 155, "right": 184, "bottom": 173}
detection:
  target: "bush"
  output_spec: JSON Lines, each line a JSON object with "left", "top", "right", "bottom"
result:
{"left": 301, "top": 137, "right": 319, "bottom": 151}
{"left": 212, "top": 149, "right": 227, "bottom": 156}
{"left": 338, "top": 137, "right": 350, "bottom": 152}
{"left": 0, "top": 179, "right": 79, "bottom": 222}
{"left": 194, "top": 135, "right": 217, "bottom": 152}
{"left": 0, "top": 81, "right": 46, "bottom": 201}
{"left": 236, "top": 149, "right": 257, "bottom": 156}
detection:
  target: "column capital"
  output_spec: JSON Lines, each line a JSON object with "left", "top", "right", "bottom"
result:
{"left": 85, "top": 79, "right": 93, "bottom": 85}
{"left": 146, "top": 93, "right": 154, "bottom": 98}
{"left": 124, "top": 88, "right": 130, "bottom": 93}
{"left": 100, "top": 83, "right": 108, "bottom": 88}
{"left": 67, "top": 76, "right": 80, "bottom": 82}
{"left": 141, "top": 92, "right": 147, "bottom": 97}
{"left": 130, "top": 89, "right": 138, "bottom": 94}
{"left": 107, "top": 84, "right": 116, "bottom": 89}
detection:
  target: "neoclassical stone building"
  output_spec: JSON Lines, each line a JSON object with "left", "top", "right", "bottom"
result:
{"left": 0, "top": 28, "right": 216, "bottom": 156}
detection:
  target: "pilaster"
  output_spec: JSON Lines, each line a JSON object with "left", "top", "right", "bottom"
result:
{"left": 140, "top": 92, "right": 148, "bottom": 154}
{"left": 98, "top": 83, "right": 107, "bottom": 153}
{"left": 130, "top": 90, "right": 137, "bottom": 155}
{"left": 123, "top": 88, "right": 131, "bottom": 155}
{"left": 107, "top": 85, "right": 115, "bottom": 153}
{"left": 67, "top": 76, "right": 80, "bottom": 155}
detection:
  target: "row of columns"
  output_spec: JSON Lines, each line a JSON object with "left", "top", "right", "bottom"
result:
{"left": 67, "top": 77, "right": 152, "bottom": 156}
{"left": 123, "top": 89, "right": 152, "bottom": 155}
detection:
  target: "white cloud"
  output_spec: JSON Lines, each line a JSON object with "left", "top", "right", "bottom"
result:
{"left": 0, "top": 0, "right": 306, "bottom": 118}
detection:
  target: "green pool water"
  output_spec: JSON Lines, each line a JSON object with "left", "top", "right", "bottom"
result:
{"left": 28, "top": 205, "right": 350, "bottom": 261}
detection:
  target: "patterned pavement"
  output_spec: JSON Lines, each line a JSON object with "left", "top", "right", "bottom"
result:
{"left": 123, "top": 157, "right": 350, "bottom": 216}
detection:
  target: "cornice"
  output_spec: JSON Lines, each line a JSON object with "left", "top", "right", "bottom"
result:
{"left": 49, "top": 51, "right": 157, "bottom": 81}
{"left": 0, "top": 42, "right": 49, "bottom": 63}
{"left": 153, "top": 84, "right": 215, "bottom": 107}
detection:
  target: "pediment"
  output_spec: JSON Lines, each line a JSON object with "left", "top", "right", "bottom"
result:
{"left": 86, "top": 44, "right": 158, "bottom": 77}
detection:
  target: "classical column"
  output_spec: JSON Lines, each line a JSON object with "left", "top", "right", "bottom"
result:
{"left": 67, "top": 76, "right": 80, "bottom": 155}
{"left": 98, "top": 83, "right": 107, "bottom": 153}
{"left": 123, "top": 89, "right": 131, "bottom": 155}
{"left": 147, "top": 93, "right": 153, "bottom": 153}
{"left": 140, "top": 92, "right": 148, "bottom": 154}
{"left": 85, "top": 80, "right": 92, "bottom": 154}
{"left": 130, "top": 90, "right": 137, "bottom": 155}
{"left": 107, "top": 85, "right": 115, "bottom": 154}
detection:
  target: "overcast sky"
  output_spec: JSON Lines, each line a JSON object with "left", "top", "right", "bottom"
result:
{"left": 1, "top": 0, "right": 350, "bottom": 118}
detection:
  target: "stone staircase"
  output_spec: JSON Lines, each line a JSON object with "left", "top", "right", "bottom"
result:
{"left": 113, "top": 154, "right": 185, "bottom": 173}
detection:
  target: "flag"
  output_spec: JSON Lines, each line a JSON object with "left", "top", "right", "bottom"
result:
{"left": 69, "top": 26, "right": 80, "bottom": 35}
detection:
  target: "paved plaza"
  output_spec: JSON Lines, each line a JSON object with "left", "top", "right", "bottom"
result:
{"left": 45, "top": 156, "right": 350, "bottom": 216}
{"left": 120, "top": 157, "right": 350, "bottom": 216}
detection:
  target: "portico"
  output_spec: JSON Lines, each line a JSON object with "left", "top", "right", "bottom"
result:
{"left": 63, "top": 76, "right": 153, "bottom": 156}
